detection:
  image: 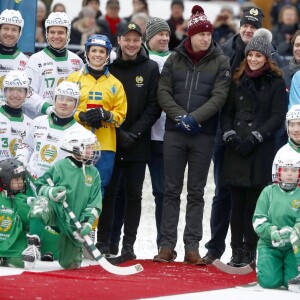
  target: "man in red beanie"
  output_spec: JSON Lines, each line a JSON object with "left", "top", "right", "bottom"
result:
{"left": 153, "top": 5, "right": 231, "bottom": 265}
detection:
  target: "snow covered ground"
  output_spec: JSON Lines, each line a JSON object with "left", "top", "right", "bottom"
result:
{"left": 0, "top": 1, "right": 298, "bottom": 299}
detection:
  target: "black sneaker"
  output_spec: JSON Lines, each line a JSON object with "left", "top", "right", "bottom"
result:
{"left": 227, "top": 247, "right": 244, "bottom": 267}
{"left": 203, "top": 252, "right": 219, "bottom": 265}
{"left": 41, "top": 252, "right": 54, "bottom": 262}
{"left": 121, "top": 244, "right": 136, "bottom": 260}
{"left": 241, "top": 248, "right": 256, "bottom": 267}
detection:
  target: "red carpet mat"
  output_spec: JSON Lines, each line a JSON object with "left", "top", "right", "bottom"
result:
{"left": 1, "top": 260, "right": 256, "bottom": 299}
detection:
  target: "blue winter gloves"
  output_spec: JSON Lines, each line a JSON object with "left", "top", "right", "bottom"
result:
{"left": 175, "top": 115, "right": 202, "bottom": 136}
{"left": 270, "top": 226, "right": 294, "bottom": 247}
{"left": 291, "top": 223, "right": 300, "bottom": 247}
{"left": 39, "top": 185, "right": 66, "bottom": 202}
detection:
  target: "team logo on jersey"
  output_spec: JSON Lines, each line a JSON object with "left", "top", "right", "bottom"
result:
{"left": 9, "top": 138, "right": 22, "bottom": 157}
{"left": 46, "top": 133, "right": 59, "bottom": 143}
{"left": 111, "top": 85, "right": 117, "bottom": 95}
{"left": 135, "top": 76, "right": 144, "bottom": 87}
{"left": 292, "top": 199, "right": 300, "bottom": 211}
{"left": 85, "top": 175, "right": 93, "bottom": 186}
{"left": 40, "top": 145, "right": 58, "bottom": 163}
{"left": 57, "top": 67, "right": 69, "bottom": 74}
{"left": 0, "top": 216, "right": 12, "bottom": 233}
{"left": 0, "top": 64, "right": 13, "bottom": 71}
{"left": 0, "top": 127, "right": 7, "bottom": 134}
{"left": 11, "top": 128, "right": 25, "bottom": 137}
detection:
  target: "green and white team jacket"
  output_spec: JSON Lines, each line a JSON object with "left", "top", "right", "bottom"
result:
{"left": 16, "top": 114, "right": 89, "bottom": 178}
{"left": 0, "top": 192, "right": 31, "bottom": 258}
{"left": 253, "top": 184, "right": 300, "bottom": 250}
{"left": 0, "top": 50, "right": 28, "bottom": 105}
{"left": 0, "top": 107, "right": 31, "bottom": 160}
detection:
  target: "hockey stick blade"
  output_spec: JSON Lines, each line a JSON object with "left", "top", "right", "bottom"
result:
{"left": 62, "top": 201, "right": 143, "bottom": 276}
{"left": 45, "top": 177, "right": 143, "bottom": 275}
{"left": 107, "top": 252, "right": 136, "bottom": 265}
{"left": 213, "top": 259, "right": 255, "bottom": 275}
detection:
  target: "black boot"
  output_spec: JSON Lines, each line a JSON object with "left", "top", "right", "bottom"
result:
{"left": 227, "top": 247, "right": 244, "bottom": 267}
{"left": 241, "top": 246, "right": 256, "bottom": 266}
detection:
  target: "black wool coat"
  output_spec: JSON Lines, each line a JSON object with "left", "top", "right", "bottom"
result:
{"left": 221, "top": 71, "right": 288, "bottom": 188}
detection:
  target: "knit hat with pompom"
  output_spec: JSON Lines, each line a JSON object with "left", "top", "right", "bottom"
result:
{"left": 187, "top": 5, "right": 213, "bottom": 37}
{"left": 245, "top": 28, "right": 273, "bottom": 58}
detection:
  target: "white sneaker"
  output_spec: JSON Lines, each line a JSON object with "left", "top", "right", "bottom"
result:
{"left": 22, "top": 234, "right": 41, "bottom": 269}
{"left": 288, "top": 273, "right": 300, "bottom": 293}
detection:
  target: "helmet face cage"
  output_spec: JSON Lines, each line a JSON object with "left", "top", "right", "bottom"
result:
{"left": 274, "top": 150, "right": 300, "bottom": 190}
{"left": 61, "top": 131, "right": 101, "bottom": 165}
{"left": 84, "top": 34, "right": 112, "bottom": 70}
{"left": 0, "top": 158, "right": 26, "bottom": 196}
{"left": 286, "top": 105, "right": 300, "bottom": 137}
{"left": 0, "top": 9, "right": 24, "bottom": 41}
{"left": 45, "top": 12, "right": 71, "bottom": 48}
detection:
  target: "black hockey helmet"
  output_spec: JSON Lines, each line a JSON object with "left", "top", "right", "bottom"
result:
{"left": 0, "top": 158, "right": 26, "bottom": 195}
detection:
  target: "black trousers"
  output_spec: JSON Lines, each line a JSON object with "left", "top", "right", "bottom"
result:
{"left": 229, "top": 186, "right": 262, "bottom": 249}
{"left": 97, "top": 160, "right": 146, "bottom": 247}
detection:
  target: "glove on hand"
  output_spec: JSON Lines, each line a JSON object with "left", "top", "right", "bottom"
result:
{"left": 238, "top": 134, "right": 260, "bottom": 156}
{"left": 176, "top": 115, "right": 202, "bottom": 136}
{"left": 73, "top": 231, "right": 85, "bottom": 243}
{"left": 117, "top": 129, "right": 139, "bottom": 151}
{"left": 270, "top": 226, "right": 285, "bottom": 247}
{"left": 279, "top": 226, "right": 293, "bottom": 242}
{"left": 40, "top": 185, "right": 66, "bottom": 202}
{"left": 223, "top": 131, "right": 242, "bottom": 152}
{"left": 290, "top": 223, "right": 300, "bottom": 247}
{"left": 80, "top": 222, "right": 92, "bottom": 237}
{"left": 78, "top": 111, "right": 102, "bottom": 129}
{"left": 86, "top": 108, "right": 111, "bottom": 122}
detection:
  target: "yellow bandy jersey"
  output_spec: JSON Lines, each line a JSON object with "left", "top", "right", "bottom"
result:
{"left": 16, "top": 115, "right": 89, "bottom": 178}
{"left": 0, "top": 107, "right": 31, "bottom": 160}
{"left": 0, "top": 50, "right": 28, "bottom": 105}
{"left": 68, "top": 67, "right": 127, "bottom": 152}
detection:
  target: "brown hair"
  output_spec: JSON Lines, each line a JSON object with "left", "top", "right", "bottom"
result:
{"left": 278, "top": 4, "right": 299, "bottom": 24}
{"left": 291, "top": 29, "right": 300, "bottom": 45}
{"left": 233, "top": 57, "right": 283, "bottom": 83}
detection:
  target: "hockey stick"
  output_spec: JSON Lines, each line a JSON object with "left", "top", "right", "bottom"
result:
{"left": 45, "top": 177, "right": 143, "bottom": 276}
{"left": 212, "top": 259, "right": 255, "bottom": 275}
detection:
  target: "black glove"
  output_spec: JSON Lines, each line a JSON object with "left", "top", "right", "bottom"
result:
{"left": 238, "top": 134, "right": 260, "bottom": 156}
{"left": 224, "top": 132, "right": 242, "bottom": 152}
{"left": 78, "top": 111, "right": 102, "bottom": 129}
{"left": 116, "top": 129, "right": 139, "bottom": 151}
{"left": 86, "top": 108, "right": 111, "bottom": 122}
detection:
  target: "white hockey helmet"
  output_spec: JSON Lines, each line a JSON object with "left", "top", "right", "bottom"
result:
{"left": 54, "top": 81, "right": 81, "bottom": 117}
{"left": 45, "top": 12, "right": 71, "bottom": 48}
{"left": 286, "top": 104, "right": 300, "bottom": 139}
{"left": 61, "top": 130, "right": 101, "bottom": 165}
{"left": 273, "top": 147, "right": 300, "bottom": 190}
{"left": 2, "top": 70, "right": 31, "bottom": 106}
{"left": 0, "top": 9, "right": 24, "bottom": 41}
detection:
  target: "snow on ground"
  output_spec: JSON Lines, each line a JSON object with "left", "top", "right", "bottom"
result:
{"left": 1, "top": 1, "right": 298, "bottom": 299}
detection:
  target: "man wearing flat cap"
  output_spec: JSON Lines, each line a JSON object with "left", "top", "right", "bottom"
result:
{"left": 96, "top": 22, "right": 161, "bottom": 259}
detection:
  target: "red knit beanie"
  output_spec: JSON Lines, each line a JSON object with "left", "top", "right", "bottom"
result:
{"left": 187, "top": 5, "right": 213, "bottom": 37}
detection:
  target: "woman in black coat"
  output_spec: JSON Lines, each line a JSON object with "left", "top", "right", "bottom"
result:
{"left": 221, "top": 29, "right": 288, "bottom": 268}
